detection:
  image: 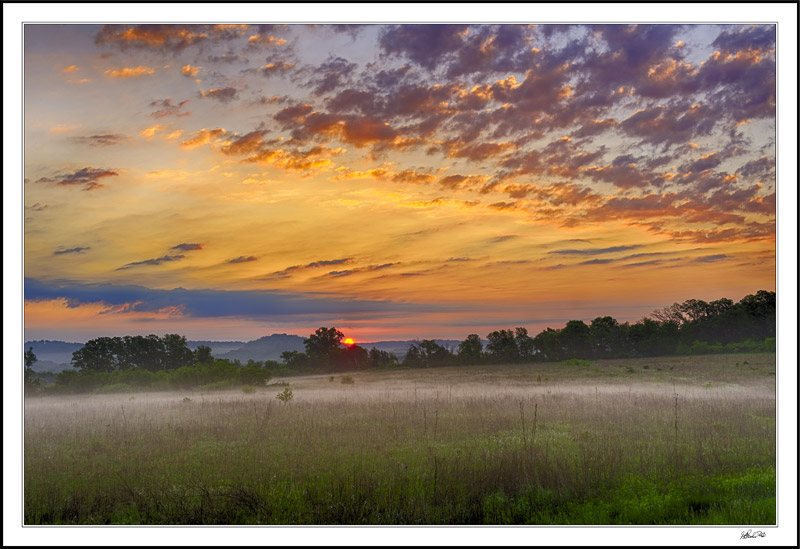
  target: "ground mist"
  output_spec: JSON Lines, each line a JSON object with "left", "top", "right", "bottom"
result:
{"left": 24, "top": 353, "right": 776, "bottom": 525}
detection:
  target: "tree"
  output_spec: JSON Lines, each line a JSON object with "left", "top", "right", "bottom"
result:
{"left": 457, "top": 334, "right": 483, "bottom": 364}
{"left": 651, "top": 303, "right": 686, "bottom": 325}
{"left": 486, "top": 329, "right": 520, "bottom": 363}
{"left": 338, "top": 344, "right": 369, "bottom": 371}
{"left": 281, "top": 350, "right": 308, "bottom": 370}
{"left": 368, "top": 348, "right": 397, "bottom": 368}
{"left": 589, "top": 316, "right": 620, "bottom": 359}
{"left": 402, "top": 343, "right": 423, "bottom": 367}
{"left": 195, "top": 345, "right": 214, "bottom": 365}
{"left": 515, "top": 327, "right": 535, "bottom": 361}
{"left": 163, "top": 334, "right": 195, "bottom": 369}
{"left": 25, "top": 346, "right": 38, "bottom": 369}
{"left": 24, "top": 346, "right": 40, "bottom": 393}
{"left": 559, "top": 320, "right": 592, "bottom": 359}
{"left": 533, "top": 328, "right": 562, "bottom": 362}
{"left": 71, "top": 337, "right": 120, "bottom": 372}
{"left": 419, "top": 340, "right": 453, "bottom": 366}
{"left": 123, "top": 335, "right": 166, "bottom": 371}
{"left": 679, "top": 299, "right": 711, "bottom": 323}
{"left": 304, "top": 327, "right": 344, "bottom": 364}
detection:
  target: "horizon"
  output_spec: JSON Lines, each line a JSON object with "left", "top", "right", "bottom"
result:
{"left": 23, "top": 23, "right": 776, "bottom": 343}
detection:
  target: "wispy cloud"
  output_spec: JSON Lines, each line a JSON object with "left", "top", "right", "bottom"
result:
{"left": 53, "top": 247, "right": 91, "bottom": 255}
{"left": 549, "top": 245, "right": 643, "bottom": 256}
{"left": 116, "top": 254, "right": 185, "bottom": 270}
{"left": 36, "top": 166, "right": 118, "bottom": 191}
{"left": 227, "top": 256, "right": 258, "bottom": 264}
{"left": 104, "top": 66, "right": 155, "bottom": 78}
{"left": 692, "top": 254, "right": 730, "bottom": 263}
{"left": 69, "top": 134, "right": 128, "bottom": 147}
{"left": 269, "top": 258, "right": 353, "bottom": 278}
{"left": 170, "top": 243, "right": 203, "bottom": 252}
{"left": 149, "top": 98, "right": 190, "bottom": 118}
{"left": 199, "top": 87, "right": 239, "bottom": 103}
{"left": 327, "top": 263, "right": 396, "bottom": 277}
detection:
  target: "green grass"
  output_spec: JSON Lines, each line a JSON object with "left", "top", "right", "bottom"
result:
{"left": 24, "top": 353, "right": 776, "bottom": 525}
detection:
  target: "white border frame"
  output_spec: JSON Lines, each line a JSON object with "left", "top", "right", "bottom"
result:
{"left": 5, "top": 3, "right": 797, "bottom": 547}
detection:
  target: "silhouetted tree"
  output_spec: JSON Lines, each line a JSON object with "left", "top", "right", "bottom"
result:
{"left": 559, "top": 320, "right": 592, "bottom": 359}
{"left": 457, "top": 334, "right": 483, "bottom": 364}
{"left": 368, "top": 348, "right": 398, "bottom": 368}
{"left": 24, "top": 346, "right": 40, "bottom": 393}
{"left": 590, "top": 316, "right": 621, "bottom": 359}
{"left": 304, "top": 327, "right": 344, "bottom": 364}
{"left": 533, "top": 328, "right": 562, "bottom": 362}
{"left": 338, "top": 344, "right": 369, "bottom": 371}
{"left": 486, "top": 329, "right": 520, "bottom": 363}
{"left": 195, "top": 345, "right": 215, "bottom": 365}
{"left": 515, "top": 327, "right": 535, "bottom": 361}
{"left": 163, "top": 334, "right": 195, "bottom": 369}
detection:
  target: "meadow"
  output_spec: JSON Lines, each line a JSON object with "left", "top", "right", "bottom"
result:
{"left": 23, "top": 353, "right": 776, "bottom": 525}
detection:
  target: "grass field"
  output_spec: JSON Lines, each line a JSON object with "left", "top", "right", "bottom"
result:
{"left": 23, "top": 353, "right": 776, "bottom": 525}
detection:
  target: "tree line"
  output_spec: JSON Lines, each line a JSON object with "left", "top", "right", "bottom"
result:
{"left": 25, "top": 290, "right": 775, "bottom": 394}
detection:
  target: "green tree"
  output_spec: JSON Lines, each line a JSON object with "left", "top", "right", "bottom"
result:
{"left": 24, "top": 346, "right": 40, "bottom": 393}
{"left": 515, "top": 327, "right": 535, "bottom": 361}
{"left": 163, "top": 334, "right": 195, "bottom": 369}
{"left": 281, "top": 350, "right": 308, "bottom": 370}
{"left": 25, "top": 346, "right": 38, "bottom": 369}
{"left": 419, "top": 339, "right": 453, "bottom": 366}
{"left": 457, "top": 334, "right": 483, "bottom": 364}
{"left": 559, "top": 320, "right": 592, "bottom": 359}
{"left": 338, "top": 344, "right": 369, "bottom": 371}
{"left": 486, "top": 329, "right": 520, "bottom": 363}
{"left": 304, "top": 327, "right": 344, "bottom": 364}
{"left": 123, "top": 335, "right": 166, "bottom": 371}
{"left": 368, "top": 348, "right": 397, "bottom": 368}
{"left": 71, "top": 337, "right": 120, "bottom": 372}
{"left": 589, "top": 316, "right": 620, "bottom": 359}
{"left": 533, "top": 328, "right": 562, "bottom": 362}
{"left": 194, "top": 345, "right": 214, "bottom": 365}
{"left": 402, "top": 343, "right": 423, "bottom": 367}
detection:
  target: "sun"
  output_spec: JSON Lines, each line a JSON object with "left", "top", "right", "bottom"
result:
{"left": 343, "top": 337, "right": 355, "bottom": 346}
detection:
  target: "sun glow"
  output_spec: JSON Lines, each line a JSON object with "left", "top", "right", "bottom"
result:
{"left": 343, "top": 338, "right": 355, "bottom": 346}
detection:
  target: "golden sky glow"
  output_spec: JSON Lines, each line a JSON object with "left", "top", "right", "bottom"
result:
{"left": 23, "top": 23, "right": 776, "bottom": 342}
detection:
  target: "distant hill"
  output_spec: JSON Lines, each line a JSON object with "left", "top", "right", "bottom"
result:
{"left": 217, "top": 334, "right": 306, "bottom": 363}
{"left": 23, "top": 340, "right": 83, "bottom": 372}
{"left": 24, "top": 336, "right": 480, "bottom": 371}
{"left": 187, "top": 340, "right": 245, "bottom": 356}
{"left": 361, "top": 339, "right": 467, "bottom": 359}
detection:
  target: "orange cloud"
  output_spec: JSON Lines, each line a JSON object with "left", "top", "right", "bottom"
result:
{"left": 139, "top": 124, "right": 167, "bottom": 139}
{"left": 247, "top": 34, "right": 287, "bottom": 47}
{"left": 104, "top": 66, "right": 155, "bottom": 78}
{"left": 181, "top": 64, "right": 200, "bottom": 77}
{"left": 179, "top": 128, "right": 226, "bottom": 149}
{"left": 62, "top": 65, "right": 78, "bottom": 73}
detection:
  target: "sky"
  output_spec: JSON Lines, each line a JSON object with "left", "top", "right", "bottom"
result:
{"left": 21, "top": 22, "right": 779, "bottom": 343}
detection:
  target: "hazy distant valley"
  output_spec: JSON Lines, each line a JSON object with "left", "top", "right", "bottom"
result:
{"left": 24, "top": 335, "right": 469, "bottom": 372}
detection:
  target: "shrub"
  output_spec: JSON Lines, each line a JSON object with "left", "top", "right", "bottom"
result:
{"left": 340, "top": 375, "right": 355, "bottom": 385}
{"left": 276, "top": 387, "right": 294, "bottom": 403}
{"left": 562, "top": 358, "right": 591, "bottom": 367}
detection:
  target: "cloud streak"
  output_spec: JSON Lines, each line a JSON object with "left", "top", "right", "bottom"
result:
{"left": 36, "top": 167, "right": 118, "bottom": 191}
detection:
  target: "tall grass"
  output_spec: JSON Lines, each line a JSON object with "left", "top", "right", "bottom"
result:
{"left": 24, "top": 354, "right": 775, "bottom": 524}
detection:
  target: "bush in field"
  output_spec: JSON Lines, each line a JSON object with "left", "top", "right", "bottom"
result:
{"left": 276, "top": 386, "right": 294, "bottom": 403}
{"left": 561, "top": 358, "right": 591, "bottom": 367}
{"left": 340, "top": 375, "right": 355, "bottom": 384}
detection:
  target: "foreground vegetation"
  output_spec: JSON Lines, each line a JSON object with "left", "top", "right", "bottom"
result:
{"left": 24, "top": 354, "right": 775, "bottom": 525}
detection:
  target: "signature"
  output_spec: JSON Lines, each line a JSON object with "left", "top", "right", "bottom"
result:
{"left": 740, "top": 529, "right": 766, "bottom": 539}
